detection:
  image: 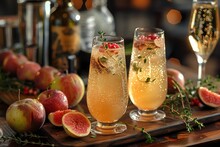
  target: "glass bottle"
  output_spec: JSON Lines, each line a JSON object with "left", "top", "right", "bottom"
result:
{"left": 79, "top": 0, "right": 96, "bottom": 53}
{"left": 71, "top": 0, "right": 95, "bottom": 83}
{"left": 92, "top": 0, "right": 115, "bottom": 35}
{"left": 17, "top": 0, "right": 51, "bottom": 66}
{"left": 49, "top": 0, "right": 80, "bottom": 72}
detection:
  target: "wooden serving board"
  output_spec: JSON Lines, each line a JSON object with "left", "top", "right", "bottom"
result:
{"left": 42, "top": 100, "right": 220, "bottom": 147}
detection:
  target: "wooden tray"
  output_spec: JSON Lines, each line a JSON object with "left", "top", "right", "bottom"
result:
{"left": 0, "top": 91, "right": 36, "bottom": 105}
{"left": 42, "top": 99, "right": 220, "bottom": 147}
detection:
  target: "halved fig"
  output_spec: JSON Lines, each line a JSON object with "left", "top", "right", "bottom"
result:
{"left": 62, "top": 111, "right": 91, "bottom": 138}
{"left": 48, "top": 109, "right": 74, "bottom": 127}
{"left": 198, "top": 86, "right": 220, "bottom": 108}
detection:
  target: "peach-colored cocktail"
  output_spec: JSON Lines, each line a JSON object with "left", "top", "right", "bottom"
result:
{"left": 128, "top": 28, "right": 167, "bottom": 122}
{"left": 87, "top": 35, "right": 128, "bottom": 134}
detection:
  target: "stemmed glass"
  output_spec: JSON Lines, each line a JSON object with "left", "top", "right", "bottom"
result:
{"left": 86, "top": 35, "right": 128, "bottom": 135}
{"left": 188, "top": 0, "right": 219, "bottom": 85}
{"left": 128, "top": 28, "right": 167, "bottom": 122}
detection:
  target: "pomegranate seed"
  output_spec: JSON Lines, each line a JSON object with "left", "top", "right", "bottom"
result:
{"left": 138, "top": 35, "right": 146, "bottom": 40}
{"left": 99, "top": 43, "right": 120, "bottom": 54}
{"left": 23, "top": 87, "right": 29, "bottom": 95}
{"left": 190, "top": 98, "right": 203, "bottom": 107}
{"left": 28, "top": 89, "right": 33, "bottom": 94}
{"left": 146, "top": 34, "right": 159, "bottom": 40}
{"left": 33, "top": 89, "right": 39, "bottom": 95}
{"left": 138, "top": 34, "right": 159, "bottom": 41}
{"left": 108, "top": 43, "right": 120, "bottom": 49}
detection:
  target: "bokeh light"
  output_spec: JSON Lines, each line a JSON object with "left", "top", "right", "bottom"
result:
{"left": 166, "top": 9, "right": 182, "bottom": 25}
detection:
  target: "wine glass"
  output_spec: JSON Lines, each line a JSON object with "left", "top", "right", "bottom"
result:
{"left": 128, "top": 28, "right": 167, "bottom": 122}
{"left": 86, "top": 35, "right": 128, "bottom": 135}
{"left": 188, "top": 0, "right": 219, "bottom": 85}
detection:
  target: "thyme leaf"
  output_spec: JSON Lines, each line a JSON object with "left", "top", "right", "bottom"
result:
{"left": 145, "top": 77, "right": 156, "bottom": 83}
{"left": 0, "top": 133, "right": 55, "bottom": 146}
{"left": 98, "top": 31, "right": 106, "bottom": 42}
{"left": 126, "top": 123, "right": 154, "bottom": 143}
{"left": 162, "top": 78, "right": 205, "bottom": 132}
{"left": 0, "top": 68, "right": 37, "bottom": 94}
{"left": 99, "top": 56, "right": 108, "bottom": 63}
{"left": 132, "top": 62, "right": 141, "bottom": 73}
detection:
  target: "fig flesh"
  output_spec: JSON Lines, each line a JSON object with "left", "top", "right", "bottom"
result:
{"left": 198, "top": 87, "right": 220, "bottom": 108}
{"left": 62, "top": 111, "right": 91, "bottom": 138}
{"left": 48, "top": 109, "right": 73, "bottom": 127}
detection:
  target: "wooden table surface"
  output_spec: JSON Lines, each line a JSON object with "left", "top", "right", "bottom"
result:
{"left": 1, "top": 62, "right": 220, "bottom": 146}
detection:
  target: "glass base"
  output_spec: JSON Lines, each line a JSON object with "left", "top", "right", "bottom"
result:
{"left": 91, "top": 121, "right": 127, "bottom": 135}
{"left": 129, "top": 109, "right": 166, "bottom": 122}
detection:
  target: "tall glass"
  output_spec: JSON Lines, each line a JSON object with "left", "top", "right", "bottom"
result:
{"left": 128, "top": 28, "right": 167, "bottom": 122}
{"left": 87, "top": 35, "right": 128, "bottom": 135}
{"left": 188, "top": 0, "right": 219, "bottom": 85}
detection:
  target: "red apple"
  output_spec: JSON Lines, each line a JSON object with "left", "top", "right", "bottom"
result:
{"left": 50, "top": 73, "right": 85, "bottom": 107}
{"left": 17, "top": 61, "right": 41, "bottom": 81}
{"left": 17, "top": 54, "right": 29, "bottom": 63}
{"left": 34, "top": 66, "right": 61, "bottom": 90}
{"left": 3, "top": 53, "right": 28, "bottom": 75}
{"left": 6, "top": 98, "right": 46, "bottom": 133}
{"left": 37, "top": 89, "right": 69, "bottom": 115}
{"left": 0, "top": 49, "right": 13, "bottom": 66}
{"left": 167, "top": 68, "right": 185, "bottom": 94}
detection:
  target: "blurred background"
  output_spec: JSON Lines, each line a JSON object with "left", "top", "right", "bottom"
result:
{"left": 1, "top": 0, "right": 220, "bottom": 76}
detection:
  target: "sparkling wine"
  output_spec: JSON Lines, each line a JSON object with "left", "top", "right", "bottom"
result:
{"left": 188, "top": 3, "right": 219, "bottom": 60}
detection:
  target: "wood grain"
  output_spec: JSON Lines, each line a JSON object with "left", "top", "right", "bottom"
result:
{"left": 42, "top": 100, "right": 220, "bottom": 147}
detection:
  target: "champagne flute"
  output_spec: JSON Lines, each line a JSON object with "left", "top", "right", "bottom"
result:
{"left": 128, "top": 28, "right": 167, "bottom": 122}
{"left": 188, "top": 0, "right": 219, "bottom": 85}
{"left": 86, "top": 35, "right": 128, "bottom": 135}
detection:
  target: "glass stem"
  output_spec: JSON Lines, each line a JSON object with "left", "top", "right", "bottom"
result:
{"left": 197, "top": 61, "right": 206, "bottom": 86}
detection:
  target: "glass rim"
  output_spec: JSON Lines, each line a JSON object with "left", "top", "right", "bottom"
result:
{"left": 193, "top": 0, "right": 217, "bottom": 4}
{"left": 93, "top": 35, "right": 124, "bottom": 44}
{"left": 135, "top": 27, "right": 164, "bottom": 34}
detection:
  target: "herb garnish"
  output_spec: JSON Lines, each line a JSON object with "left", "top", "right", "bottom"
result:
{"left": 0, "top": 133, "right": 55, "bottom": 146}
{"left": 0, "top": 68, "right": 39, "bottom": 95}
{"left": 132, "top": 57, "right": 156, "bottom": 83}
{"left": 98, "top": 56, "right": 108, "bottom": 64}
{"left": 126, "top": 123, "right": 154, "bottom": 143}
{"left": 132, "top": 62, "right": 141, "bottom": 73}
{"left": 145, "top": 77, "right": 156, "bottom": 83}
{"left": 162, "top": 78, "right": 205, "bottom": 132}
{"left": 97, "top": 31, "right": 125, "bottom": 73}
{"left": 130, "top": 76, "right": 217, "bottom": 143}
